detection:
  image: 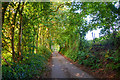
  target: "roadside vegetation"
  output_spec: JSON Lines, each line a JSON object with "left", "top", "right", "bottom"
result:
{"left": 1, "top": 1, "right": 120, "bottom": 79}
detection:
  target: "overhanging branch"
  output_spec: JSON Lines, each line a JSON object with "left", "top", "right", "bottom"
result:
{"left": 50, "top": 3, "right": 65, "bottom": 12}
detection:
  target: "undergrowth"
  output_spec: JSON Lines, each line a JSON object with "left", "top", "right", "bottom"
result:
{"left": 2, "top": 46, "right": 51, "bottom": 80}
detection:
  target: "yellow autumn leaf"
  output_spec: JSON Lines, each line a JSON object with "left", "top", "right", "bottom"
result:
{"left": 105, "top": 54, "right": 109, "bottom": 58}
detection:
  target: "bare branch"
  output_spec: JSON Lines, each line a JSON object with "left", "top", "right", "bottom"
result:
{"left": 2, "top": 56, "right": 16, "bottom": 72}
{"left": 50, "top": 3, "right": 65, "bottom": 12}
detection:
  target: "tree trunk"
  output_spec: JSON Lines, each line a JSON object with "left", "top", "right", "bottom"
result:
{"left": 32, "top": 33, "right": 35, "bottom": 54}
{"left": 18, "top": 2, "right": 24, "bottom": 62}
{"left": 0, "top": 4, "right": 2, "bottom": 77}
{"left": 11, "top": 27, "right": 15, "bottom": 62}
{"left": 11, "top": 2, "right": 20, "bottom": 62}
{"left": 18, "top": 14, "right": 22, "bottom": 62}
{"left": 36, "top": 28, "right": 39, "bottom": 53}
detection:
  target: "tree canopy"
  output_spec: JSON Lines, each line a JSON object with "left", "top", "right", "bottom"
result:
{"left": 1, "top": 1, "right": 120, "bottom": 79}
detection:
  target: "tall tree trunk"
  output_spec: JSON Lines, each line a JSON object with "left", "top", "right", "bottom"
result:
{"left": 18, "top": 14, "right": 22, "bottom": 62}
{"left": 18, "top": 2, "right": 24, "bottom": 62}
{"left": 33, "top": 40, "right": 34, "bottom": 54}
{"left": 11, "top": 3, "right": 20, "bottom": 62}
{"left": 32, "top": 32, "right": 35, "bottom": 54}
{"left": 36, "top": 28, "right": 39, "bottom": 53}
{"left": 0, "top": 3, "right": 2, "bottom": 78}
{"left": 11, "top": 27, "right": 15, "bottom": 62}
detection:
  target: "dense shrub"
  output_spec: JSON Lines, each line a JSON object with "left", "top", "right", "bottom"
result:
{"left": 2, "top": 46, "right": 51, "bottom": 80}
{"left": 60, "top": 47, "right": 101, "bottom": 69}
{"left": 60, "top": 32, "right": 120, "bottom": 72}
{"left": 77, "top": 51, "right": 100, "bottom": 68}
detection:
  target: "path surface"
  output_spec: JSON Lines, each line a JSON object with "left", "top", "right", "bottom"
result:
{"left": 51, "top": 52, "right": 95, "bottom": 78}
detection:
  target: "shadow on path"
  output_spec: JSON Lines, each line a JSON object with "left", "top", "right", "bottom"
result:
{"left": 51, "top": 52, "right": 95, "bottom": 78}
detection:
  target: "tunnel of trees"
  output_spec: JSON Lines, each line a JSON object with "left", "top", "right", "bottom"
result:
{"left": 1, "top": 1, "right": 120, "bottom": 79}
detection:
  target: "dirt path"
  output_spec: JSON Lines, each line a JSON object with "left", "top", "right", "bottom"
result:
{"left": 51, "top": 51, "right": 95, "bottom": 78}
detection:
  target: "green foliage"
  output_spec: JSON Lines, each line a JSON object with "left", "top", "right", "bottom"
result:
{"left": 78, "top": 51, "right": 100, "bottom": 67}
{"left": 2, "top": 53, "right": 12, "bottom": 65}
{"left": 2, "top": 1, "right": 120, "bottom": 79}
{"left": 2, "top": 46, "right": 51, "bottom": 79}
{"left": 61, "top": 46, "right": 101, "bottom": 69}
{"left": 60, "top": 47, "right": 66, "bottom": 55}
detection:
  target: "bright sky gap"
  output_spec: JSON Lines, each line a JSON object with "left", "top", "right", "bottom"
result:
{"left": 75, "top": 2, "right": 119, "bottom": 40}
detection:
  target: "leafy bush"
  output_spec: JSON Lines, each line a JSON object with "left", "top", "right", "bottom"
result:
{"left": 2, "top": 46, "right": 51, "bottom": 80}
{"left": 77, "top": 51, "right": 100, "bottom": 67}
{"left": 60, "top": 47, "right": 66, "bottom": 55}
{"left": 2, "top": 53, "right": 12, "bottom": 65}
